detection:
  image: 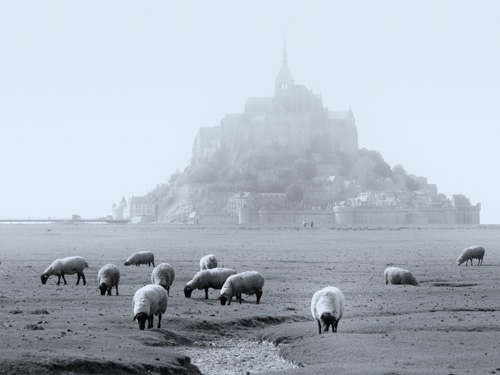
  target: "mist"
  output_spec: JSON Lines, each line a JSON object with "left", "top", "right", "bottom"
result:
{"left": 1, "top": 1, "right": 499, "bottom": 223}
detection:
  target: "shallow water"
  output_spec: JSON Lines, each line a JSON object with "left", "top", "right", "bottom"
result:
{"left": 176, "top": 338, "right": 297, "bottom": 375}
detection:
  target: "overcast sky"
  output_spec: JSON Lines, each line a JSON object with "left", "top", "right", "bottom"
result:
{"left": 1, "top": 1, "right": 499, "bottom": 223}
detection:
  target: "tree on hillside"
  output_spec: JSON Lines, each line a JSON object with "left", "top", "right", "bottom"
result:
{"left": 286, "top": 183, "right": 304, "bottom": 202}
{"left": 293, "top": 159, "right": 317, "bottom": 180}
{"left": 185, "top": 164, "right": 217, "bottom": 184}
{"left": 168, "top": 169, "right": 181, "bottom": 184}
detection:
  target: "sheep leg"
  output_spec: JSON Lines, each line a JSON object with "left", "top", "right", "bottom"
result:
{"left": 157, "top": 313, "right": 162, "bottom": 329}
{"left": 256, "top": 291, "right": 262, "bottom": 304}
{"left": 152, "top": 261, "right": 155, "bottom": 267}
{"left": 228, "top": 296, "right": 232, "bottom": 305}
{"left": 333, "top": 319, "right": 338, "bottom": 333}
{"left": 56, "top": 275, "right": 61, "bottom": 286}
{"left": 76, "top": 273, "right": 81, "bottom": 285}
{"left": 205, "top": 287, "right": 209, "bottom": 300}
{"left": 147, "top": 315, "right": 154, "bottom": 329}
{"left": 317, "top": 320, "right": 322, "bottom": 334}
{"left": 61, "top": 273, "right": 67, "bottom": 285}
{"left": 81, "top": 272, "right": 86, "bottom": 285}
{"left": 167, "top": 287, "right": 170, "bottom": 297}
{"left": 115, "top": 285, "right": 119, "bottom": 296}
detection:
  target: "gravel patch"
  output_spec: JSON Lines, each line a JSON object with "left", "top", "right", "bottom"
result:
{"left": 176, "top": 338, "right": 297, "bottom": 375}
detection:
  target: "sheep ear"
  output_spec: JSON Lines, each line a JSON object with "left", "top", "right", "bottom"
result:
{"left": 132, "top": 315, "right": 137, "bottom": 321}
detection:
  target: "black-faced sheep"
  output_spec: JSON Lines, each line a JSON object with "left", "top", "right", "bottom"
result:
{"left": 151, "top": 263, "right": 175, "bottom": 296}
{"left": 219, "top": 271, "right": 265, "bottom": 305}
{"left": 311, "top": 286, "right": 345, "bottom": 334}
{"left": 184, "top": 268, "right": 237, "bottom": 299}
{"left": 41, "top": 256, "right": 89, "bottom": 286}
{"left": 132, "top": 284, "right": 168, "bottom": 330}
{"left": 457, "top": 246, "right": 485, "bottom": 266}
{"left": 124, "top": 251, "right": 155, "bottom": 267}
{"left": 199, "top": 254, "right": 218, "bottom": 270}
{"left": 97, "top": 264, "right": 120, "bottom": 296}
{"left": 384, "top": 266, "right": 419, "bottom": 286}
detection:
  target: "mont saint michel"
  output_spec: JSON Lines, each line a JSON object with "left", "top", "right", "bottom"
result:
{"left": 118, "top": 46, "right": 480, "bottom": 226}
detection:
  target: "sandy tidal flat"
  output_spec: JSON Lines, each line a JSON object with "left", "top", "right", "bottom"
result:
{"left": 0, "top": 224, "right": 499, "bottom": 375}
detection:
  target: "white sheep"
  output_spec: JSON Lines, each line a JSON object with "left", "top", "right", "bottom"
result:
{"left": 151, "top": 263, "right": 175, "bottom": 296}
{"left": 311, "top": 286, "right": 345, "bottom": 334}
{"left": 132, "top": 284, "right": 168, "bottom": 330}
{"left": 184, "top": 268, "right": 237, "bottom": 300}
{"left": 97, "top": 264, "right": 120, "bottom": 296}
{"left": 457, "top": 245, "right": 485, "bottom": 266}
{"left": 40, "top": 256, "right": 89, "bottom": 286}
{"left": 200, "top": 254, "right": 218, "bottom": 270}
{"left": 124, "top": 251, "right": 155, "bottom": 267}
{"left": 384, "top": 266, "right": 419, "bottom": 286}
{"left": 219, "top": 271, "right": 265, "bottom": 305}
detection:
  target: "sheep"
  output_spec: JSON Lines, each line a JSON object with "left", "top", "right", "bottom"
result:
{"left": 311, "top": 286, "right": 345, "bottom": 334}
{"left": 40, "top": 256, "right": 89, "bottom": 286}
{"left": 124, "top": 251, "right": 155, "bottom": 267}
{"left": 132, "top": 284, "right": 168, "bottom": 330}
{"left": 184, "top": 268, "right": 237, "bottom": 300}
{"left": 97, "top": 264, "right": 120, "bottom": 296}
{"left": 199, "top": 254, "right": 218, "bottom": 270}
{"left": 151, "top": 263, "right": 175, "bottom": 296}
{"left": 457, "top": 245, "right": 485, "bottom": 266}
{"left": 219, "top": 271, "right": 265, "bottom": 305}
{"left": 384, "top": 266, "right": 419, "bottom": 286}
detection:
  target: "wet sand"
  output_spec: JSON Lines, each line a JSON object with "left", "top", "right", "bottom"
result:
{"left": 0, "top": 224, "right": 499, "bottom": 374}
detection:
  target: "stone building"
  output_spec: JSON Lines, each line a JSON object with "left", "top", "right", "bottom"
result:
{"left": 191, "top": 44, "right": 358, "bottom": 166}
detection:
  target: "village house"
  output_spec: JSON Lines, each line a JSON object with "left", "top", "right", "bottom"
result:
{"left": 129, "top": 196, "right": 157, "bottom": 219}
{"left": 227, "top": 192, "right": 252, "bottom": 217}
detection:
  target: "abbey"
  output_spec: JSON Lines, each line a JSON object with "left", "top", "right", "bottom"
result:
{"left": 192, "top": 45, "right": 358, "bottom": 165}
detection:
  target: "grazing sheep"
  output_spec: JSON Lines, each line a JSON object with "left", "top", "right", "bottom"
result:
{"left": 200, "top": 254, "right": 218, "bottom": 270}
{"left": 151, "top": 263, "right": 175, "bottom": 296}
{"left": 124, "top": 251, "right": 155, "bottom": 267}
{"left": 219, "top": 271, "right": 265, "bottom": 305}
{"left": 97, "top": 264, "right": 120, "bottom": 296}
{"left": 184, "top": 268, "right": 237, "bottom": 299}
{"left": 457, "top": 246, "right": 485, "bottom": 266}
{"left": 41, "top": 256, "right": 89, "bottom": 286}
{"left": 384, "top": 266, "right": 419, "bottom": 286}
{"left": 311, "top": 286, "right": 345, "bottom": 334}
{"left": 132, "top": 284, "right": 168, "bottom": 330}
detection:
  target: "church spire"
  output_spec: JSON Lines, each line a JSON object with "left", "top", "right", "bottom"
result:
{"left": 282, "top": 36, "right": 288, "bottom": 65}
{"left": 275, "top": 38, "right": 294, "bottom": 96}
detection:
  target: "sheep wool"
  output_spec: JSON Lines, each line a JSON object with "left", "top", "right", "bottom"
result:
{"left": 311, "top": 286, "right": 345, "bottom": 334}
{"left": 132, "top": 284, "right": 168, "bottom": 330}
{"left": 200, "top": 254, "right": 218, "bottom": 270}
{"left": 97, "top": 264, "right": 120, "bottom": 296}
{"left": 384, "top": 267, "right": 419, "bottom": 286}
{"left": 151, "top": 263, "right": 175, "bottom": 296}
{"left": 219, "top": 271, "right": 265, "bottom": 305}
{"left": 124, "top": 251, "right": 155, "bottom": 267}
{"left": 457, "top": 246, "right": 485, "bottom": 266}
{"left": 40, "top": 256, "right": 89, "bottom": 286}
{"left": 184, "top": 268, "right": 237, "bottom": 299}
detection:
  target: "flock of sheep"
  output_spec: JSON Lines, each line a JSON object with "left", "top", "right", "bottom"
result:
{"left": 39, "top": 252, "right": 266, "bottom": 331}
{"left": 39, "top": 245, "right": 486, "bottom": 334}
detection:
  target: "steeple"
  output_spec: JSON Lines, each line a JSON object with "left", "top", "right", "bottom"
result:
{"left": 282, "top": 37, "right": 288, "bottom": 65}
{"left": 275, "top": 38, "right": 294, "bottom": 96}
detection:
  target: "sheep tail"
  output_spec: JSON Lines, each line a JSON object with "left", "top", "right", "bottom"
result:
{"left": 85, "top": 261, "right": 89, "bottom": 268}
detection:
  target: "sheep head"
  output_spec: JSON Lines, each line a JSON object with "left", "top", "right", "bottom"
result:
{"left": 320, "top": 312, "right": 336, "bottom": 333}
{"left": 183, "top": 285, "right": 193, "bottom": 298}
{"left": 40, "top": 274, "right": 49, "bottom": 285}
{"left": 98, "top": 283, "right": 108, "bottom": 296}
{"left": 133, "top": 312, "right": 149, "bottom": 330}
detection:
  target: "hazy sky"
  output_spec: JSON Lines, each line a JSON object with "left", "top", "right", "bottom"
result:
{"left": 1, "top": 1, "right": 499, "bottom": 223}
